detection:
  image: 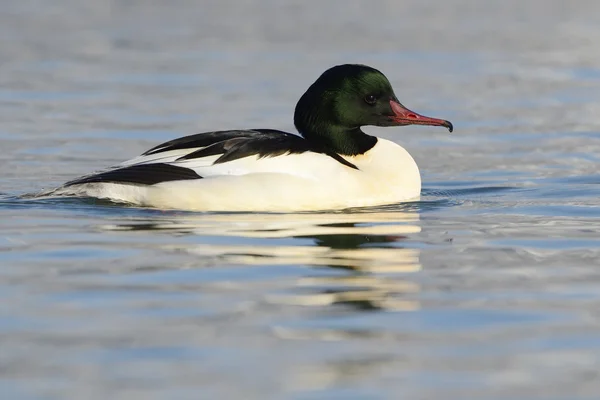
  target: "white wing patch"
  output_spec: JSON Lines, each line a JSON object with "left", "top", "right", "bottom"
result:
{"left": 114, "top": 144, "right": 342, "bottom": 181}
{"left": 118, "top": 147, "right": 206, "bottom": 167}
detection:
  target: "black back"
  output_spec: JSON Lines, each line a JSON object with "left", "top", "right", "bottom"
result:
{"left": 150, "top": 129, "right": 358, "bottom": 169}
{"left": 64, "top": 129, "right": 358, "bottom": 187}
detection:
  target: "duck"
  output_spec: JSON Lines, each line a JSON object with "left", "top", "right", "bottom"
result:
{"left": 51, "top": 64, "right": 453, "bottom": 212}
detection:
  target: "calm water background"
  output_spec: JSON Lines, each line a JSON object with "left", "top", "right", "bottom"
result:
{"left": 2, "top": 1, "right": 600, "bottom": 399}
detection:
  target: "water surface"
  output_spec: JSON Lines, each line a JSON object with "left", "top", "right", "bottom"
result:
{"left": 2, "top": 1, "right": 600, "bottom": 399}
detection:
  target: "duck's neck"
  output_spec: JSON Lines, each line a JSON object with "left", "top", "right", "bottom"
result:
{"left": 297, "top": 124, "right": 377, "bottom": 156}
{"left": 293, "top": 86, "right": 377, "bottom": 156}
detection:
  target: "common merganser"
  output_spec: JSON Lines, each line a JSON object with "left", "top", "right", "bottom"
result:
{"left": 52, "top": 64, "right": 452, "bottom": 212}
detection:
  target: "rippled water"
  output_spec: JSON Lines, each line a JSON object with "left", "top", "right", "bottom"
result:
{"left": 2, "top": 1, "right": 600, "bottom": 399}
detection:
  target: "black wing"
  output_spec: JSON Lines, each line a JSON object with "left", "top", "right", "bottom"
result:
{"left": 145, "top": 129, "right": 358, "bottom": 169}
{"left": 142, "top": 129, "right": 291, "bottom": 156}
{"left": 65, "top": 129, "right": 358, "bottom": 188}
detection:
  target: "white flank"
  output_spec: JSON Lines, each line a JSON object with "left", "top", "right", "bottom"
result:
{"left": 50, "top": 139, "right": 421, "bottom": 212}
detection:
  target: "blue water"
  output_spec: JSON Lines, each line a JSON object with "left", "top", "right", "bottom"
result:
{"left": 2, "top": 1, "right": 600, "bottom": 399}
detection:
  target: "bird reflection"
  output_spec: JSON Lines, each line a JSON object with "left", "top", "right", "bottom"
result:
{"left": 287, "top": 224, "right": 420, "bottom": 312}
{"left": 98, "top": 210, "right": 421, "bottom": 311}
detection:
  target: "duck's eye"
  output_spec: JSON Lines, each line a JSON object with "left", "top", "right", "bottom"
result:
{"left": 364, "top": 95, "right": 377, "bottom": 105}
